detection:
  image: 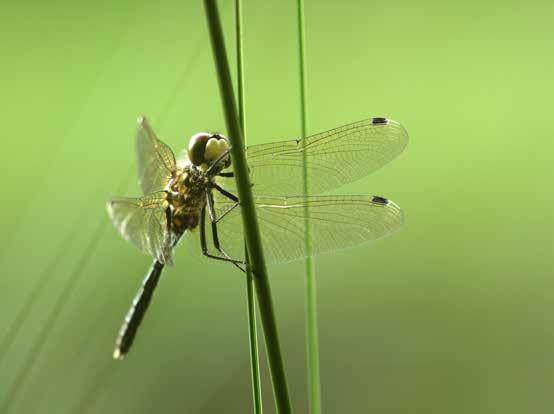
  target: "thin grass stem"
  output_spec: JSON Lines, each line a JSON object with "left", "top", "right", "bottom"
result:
{"left": 0, "top": 219, "right": 108, "bottom": 414}
{"left": 67, "top": 51, "right": 207, "bottom": 410}
{"left": 244, "top": 246, "right": 263, "bottom": 413}
{"left": 0, "top": 229, "right": 77, "bottom": 364}
{"left": 203, "top": 1, "right": 292, "bottom": 412}
{"left": 0, "top": 47, "right": 205, "bottom": 410}
{"left": 235, "top": 0, "right": 263, "bottom": 412}
{"left": 296, "top": 1, "right": 322, "bottom": 413}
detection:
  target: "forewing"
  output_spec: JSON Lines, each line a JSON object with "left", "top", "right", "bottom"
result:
{"left": 106, "top": 192, "right": 173, "bottom": 264}
{"left": 136, "top": 116, "right": 177, "bottom": 194}
{"left": 221, "top": 117, "right": 407, "bottom": 196}
{"left": 212, "top": 194, "right": 404, "bottom": 264}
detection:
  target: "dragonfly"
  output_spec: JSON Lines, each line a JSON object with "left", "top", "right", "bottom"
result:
{"left": 107, "top": 115, "right": 408, "bottom": 359}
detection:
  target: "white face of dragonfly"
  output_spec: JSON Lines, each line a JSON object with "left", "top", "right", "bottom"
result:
{"left": 187, "top": 132, "right": 230, "bottom": 171}
{"left": 204, "top": 137, "right": 229, "bottom": 162}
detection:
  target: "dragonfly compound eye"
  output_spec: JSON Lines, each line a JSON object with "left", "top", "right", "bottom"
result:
{"left": 188, "top": 132, "right": 211, "bottom": 166}
{"left": 204, "top": 135, "right": 230, "bottom": 166}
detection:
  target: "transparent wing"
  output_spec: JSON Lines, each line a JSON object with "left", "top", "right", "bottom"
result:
{"left": 136, "top": 116, "right": 177, "bottom": 194}
{"left": 211, "top": 194, "right": 404, "bottom": 264}
{"left": 106, "top": 192, "right": 173, "bottom": 264}
{"left": 220, "top": 117, "right": 407, "bottom": 196}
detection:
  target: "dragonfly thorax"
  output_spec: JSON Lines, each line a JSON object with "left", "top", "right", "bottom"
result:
{"left": 166, "top": 166, "right": 208, "bottom": 233}
{"left": 168, "top": 166, "right": 208, "bottom": 198}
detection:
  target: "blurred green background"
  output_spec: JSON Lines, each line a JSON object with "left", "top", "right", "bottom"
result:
{"left": 1, "top": 0, "right": 553, "bottom": 413}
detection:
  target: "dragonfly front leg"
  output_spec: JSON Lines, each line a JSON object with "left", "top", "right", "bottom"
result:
{"left": 217, "top": 171, "right": 234, "bottom": 178}
{"left": 206, "top": 148, "right": 231, "bottom": 175}
{"left": 215, "top": 173, "right": 255, "bottom": 191}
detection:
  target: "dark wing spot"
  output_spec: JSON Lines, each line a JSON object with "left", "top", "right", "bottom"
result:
{"left": 372, "top": 195, "right": 389, "bottom": 205}
{"left": 371, "top": 117, "right": 388, "bottom": 125}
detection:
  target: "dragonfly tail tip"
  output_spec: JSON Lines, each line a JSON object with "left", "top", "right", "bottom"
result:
{"left": 113, "top": 348, "right": 125, "bottom": 360}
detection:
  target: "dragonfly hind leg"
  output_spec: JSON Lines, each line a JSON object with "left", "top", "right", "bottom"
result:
{"left": 200, "top": 206, "right": 245, "bottom": 272}
{"left": 211, "top": 219, "right": 245, "bottom": 272}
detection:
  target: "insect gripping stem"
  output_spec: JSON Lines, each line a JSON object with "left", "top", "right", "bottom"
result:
{"left": 203, "top": 1, "right": 293, "bottom": 413}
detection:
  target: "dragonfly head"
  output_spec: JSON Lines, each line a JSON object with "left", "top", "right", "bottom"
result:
{"left": 187, "top": 132, "right": 231, "bottom": 172}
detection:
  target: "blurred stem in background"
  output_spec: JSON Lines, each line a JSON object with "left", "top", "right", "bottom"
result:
{"left": 203, "top": 0, "right": 293, "bottom": 413}
{"left": 0, "top": 32, "right": 209, "bottom": 413}
{"left": 296, "top": 0, "right": 322, "bottom": 413}
{"left": 235, "top": 0, "right": 263, "bottom": 412}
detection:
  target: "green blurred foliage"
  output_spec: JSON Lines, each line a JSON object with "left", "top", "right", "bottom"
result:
{"left": 0, "top": 0, "right": 552, "bottom": 413}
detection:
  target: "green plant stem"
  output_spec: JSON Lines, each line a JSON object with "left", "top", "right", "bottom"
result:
{"left": 235, "top": 0, "right": 263, "bottom": 412}
{"left": 296, "top": 1, "right": 321, "bottom": 413}
{"left": 245, "top": 247, "right": 263, "bottom": 414}
{"left": 203, "top": 1, "right": 292, "bottom": 413}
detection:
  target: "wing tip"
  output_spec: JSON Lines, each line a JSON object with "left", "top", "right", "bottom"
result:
{"left": 137, "top": 115, "right": 147, "bottom": 125}
{"left": 106, "top": 199, "right": 115, "bottom": 216}
{"left": 371, "top": 116, "right": 408, "bottom": 139}
{"left": 371, "top": 195, "right": 405, "bottom": 224}
{"left": 387, "top": 198, "right": 405, "bottom": 225}
{"left": 386, "top": 117, "right": 409, "bottom": 144}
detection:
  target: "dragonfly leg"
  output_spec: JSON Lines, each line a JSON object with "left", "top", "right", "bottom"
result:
{"left": 206, "top": 149, "right": 230, "bottom": 175}
{"left": 200, "top": 207, "right": 245, "bottom": 271}
{"left": 217, "top": 171, "right": 234, "bottom": 178}
{"left": 209, "top": 185, "right": 240, "bottom": 223}
{"left": 211, "top": 219, "right": 245, "bottom": 272}
{"left": 214, "top": 202, "right": 239, "bottom": 224}
{"left": 205, "top": 194, "right": 245, "bottom": 270}
{"left": 212, "top": 183, "right": 239, "bottom": 202}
